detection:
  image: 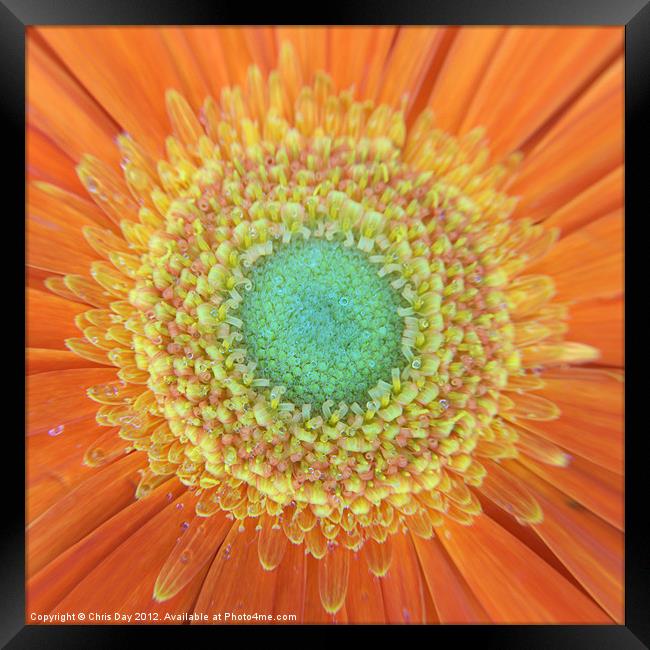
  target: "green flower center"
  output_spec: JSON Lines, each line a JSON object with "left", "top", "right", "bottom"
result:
{"left": 239, "top": 237, "right": 407, "bottom": 409}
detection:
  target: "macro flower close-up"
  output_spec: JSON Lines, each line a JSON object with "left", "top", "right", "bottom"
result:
{"left": 26, "top": 26, "right": 624, "bottom": 624}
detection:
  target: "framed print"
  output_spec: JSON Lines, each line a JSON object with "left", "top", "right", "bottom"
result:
{"left": 2, "top": 0, "right": 644, "bottom": 645}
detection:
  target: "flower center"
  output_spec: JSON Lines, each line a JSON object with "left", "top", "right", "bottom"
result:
{"left": 238, "top": 237, "right": 406, "bottom": 409}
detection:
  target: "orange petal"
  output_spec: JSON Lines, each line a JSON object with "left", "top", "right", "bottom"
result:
{"left": 377, "top": 27, "right": 451, "bottom": 115}
{"left": 37, "top": 27, "right": 189, "bottom": 158}
{"left": 512, "top": 320, "right": 556, "bottom": 347}
{"left": 192, "top": 522, "right": 278, "bottom": 623}
{"left": 544, "top": 166, "right": 623, "bottom": 236}
{"left": 480, "top": 459, "right": 543, "bottom": 523}
{"left": 30, "top": 180, "right": 117, "bottom": 232}
{"left": 209, "top": 28, "right": 255, "bottom": 87}
{"left": 462, "top": 28, "right": 622, "bottom": 158}
{"left": 28, "top": 266, "right": 60, "bottom": 294}
{"left": 565, "top": 296, "right": 624, "bottom": 367}
{"left": 26, "top": 288, "right": 89, "bottom": 349}
{"left": 520, "top": 342, "right": 601, "bottom": 368}
{"left": 27, "top": 452, "right": 145, "bottom": 576}
{"left": 318, "top": 542, "right": 350, "bottom": 615}
{"left": 27, "top": 367, "right": 117, "bottom": 435}
{"left": 165, "top": 89, "right": 205, "bottom": 151}
{"left": 272, "top": 541, "right": 306, "bottom": 623}
{"left": 243, "top": 28, "right": 278, "bottom": 76}
{"left": 154, "top": 511, "right": 231, "bottom": 602}
{"left": 257, "top": 514, "right": 288, "bottom": 570}
{"left": 27, "top": 222, "right": 98, "bottom": 277}
{"left": 304, "top": 524, "right": 328, "bottom": 559}
{"left": 27, "top": 415, "right": 105, "bottom": 522}
{"left": 27, "top": 478, "right": 183, "bottom": 613}
{"left": 64, "top": 274, "right": 114, "bottom": 307}
{"left": 517, "top": 407, "right": 623, "bottom": 477}
{"left": 82, "top": 427, "right": 131, "bottom": 468}
{"left": 324, "top": 26, "right": 382, "bottom": 97}
{"left": 64, "top": 338, "right": 112, "bottom": 365}
{"left": 406, "top": 27, "right": 459, "bottom": 120}
{"left": 508, "top": 57, "right": 623, "bottom": 223}
{"left": 508, "top": 462, "right": 624, "bottom": 622}
{"left": 27, "top": 348, "right": 104, "bottom": 374}
{"left": 518, "top": 454, "right": 623, "bottom": 531}
{"left": 526, "top": 211, "right": 623, "bottom": 302}
{"left": 304, "top": 553, "right": 348, "bottom": 623}
{"left": 506, "top": 275, "right": 555, "bottom": 319}
{"left": 348, "top": 27, "right": 397, "bottom": 102}
{"left": 27, "top": 125, "right": 85, "bottom": 195}
{"left": 364, "top": 537, "right": 392, "bottom": 577}
{"left": 158, "top": 28, "right": 211, "bottom": 110}
{"left": 346, "top": 548, "right": 385, "bottom": 623}
{"left": 539, "top": 367, "right": 624, "bottom": 415}
{"left": 277, "top": 27, "right": 328, "bottom": 83}
{"left": 379, "top": 532, "right": 431, "bottom": 623}
{"left": 183, "top": 28, "right": 235, "bottom": 96}
{"left": 502, "top": 392, "right": 560, "bottom": 421}
{"left": 27, "top": 34, "right": 121, "bottom": 167}
{"left": 519, "top": 368, "right": 624, "bottom": 473}
{"left": 27, "top": 183, "right": 112, "bottom": 273}
{"left": 411, "top": 533, "right": 490, "bottom": 623}
{"left": 428, "top": 27, "right": 505, "bottom": 134}
{"left": 513, "top": 426, "right": 572, "bottom": 467}
{"left": 42, "top": 275, "right": 83, "bottom": 303}
{"left": 438, "top": 514, "right": 611, "bottom": 622}
{"left": 76, "top": 155, "right": 141, "bottom": 226}
{"left": 50, "top": 490, "right": 201, "bottom": 616}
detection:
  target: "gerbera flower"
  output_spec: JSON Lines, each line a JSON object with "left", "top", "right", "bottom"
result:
{"left": 26, "top": 26, "right": 624, "bottom": 624}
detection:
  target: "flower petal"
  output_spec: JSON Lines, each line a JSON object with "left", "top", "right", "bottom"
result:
{"left": 158, "top": 27, "right": 211, "bottom": 109}
{"left": 27, "top": 367, "right": 117, "bottom": 435}
{"left": 544, "top": 166, "right": 623, "bottom": 236}
{"left": 518, "top": 455, "right": 623, "bottom": 530}
{"left": 379, "top": 531, "right": 431, "bottom": 623}
{"left": 257, "top": 514, "right": 288, "bottom": 571}
{"left": 346, "top": 547, "right": 386, "bottom": 623}
{"left": 411, "top": 533, "right": 490, "bottom": 623}
{"left": 480, "top": 459, "right": 543, "bottom": 524}
{"left": 364, "top": 537, "right": 392, "bottom": 577}
{"left": 438, "top": 514, "right": 611, "bottom": 622}
{"left": 27, "top": 35, "right": 121, "bottom": 167}
{"left": 461, "top": 28, "right": 622, "bottom": 158}
{"left": 509, "top": 462, "right": 624, "bottom": 622}
{"left": 37, "top": 27, "right": 190, "bottom": 157}
{"left": 154, "top": 511, "right": 231, "bottom": 602}
{"left": 271, "top": 541, "right": 306, "bottom": 622}
{"left": 49, "top": 490, "right": 203, "bottom": 616}
{"left": 192, "top": 522, "right": 279, "bottom": 623}
{"left": 304, "top": 553, "right": 348, "bottom": 623}
{"left": 502, "top": 392, "right": 561, "bottom": 421}
{"left": 565, "top": 296, "right": 623, "bottom": 367}
{"left": 277, "top": 27, "right": 328, "bottom": 83}
{"left": 26, "top": 288, "right": 88, "bottom": 349}
{"left": 508, "top": 58, "right": 623, "bottom": 223}
{"left": 27, "top": 348, "right": 103, "bottom": 375}
{"left": 27, "top": 126, "right": 85, "bottom": 195}
{"left": 27, "top": 415, "right": 104, "bottom": 522}
{"left": 27, "top": 478, "right": 183, "bottom": 613}
{"left": 428, "top": 27, "right": 504, "bottom": 133}
{"left": 378, "top": 27, "right": 454, "bottom": 116}
{"left": 526, "top": 211, "right": 623, "bottom": 302}
{"left": 318, "top": 542, "right": 351, "bottom": 615}
{"left": 27, "top": 452, "right": 145, "bottom": 575}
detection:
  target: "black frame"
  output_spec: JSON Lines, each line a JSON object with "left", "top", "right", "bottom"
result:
{"left": 5, "top": 0, "right": 643, "bottom": 646}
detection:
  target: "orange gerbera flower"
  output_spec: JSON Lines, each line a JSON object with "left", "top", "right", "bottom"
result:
{"left": 26, "top": 26, "right": 624, "bottom": 624}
